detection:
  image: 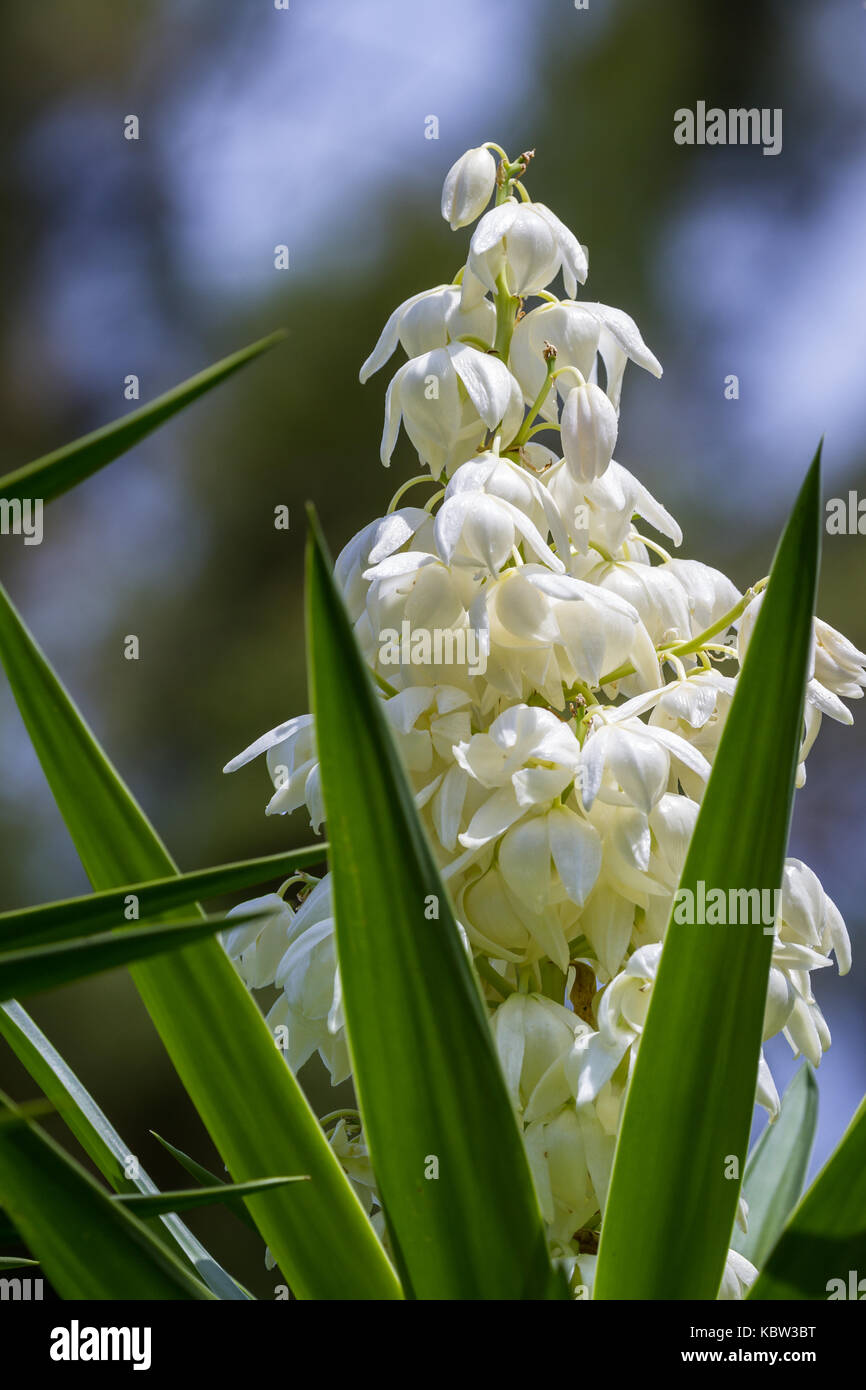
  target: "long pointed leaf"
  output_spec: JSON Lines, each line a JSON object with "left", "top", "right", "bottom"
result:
{"left": 0, "top": 910, "right": 262, "bottom": 1001}
{"left": 594, "top": 450, "right": 821, "bottom": 1300}
{"left": 118, "top": 1176, "right": 308, "bottom": 1219}
{"left": 749, "top": 1093, "right": 866, "bottom": 1299}
{"left": 0, "top": 1092, "right": 212, "bottom": 1300}
{"left": 150, "top": 1130, "right": 260, "bottom": 1234}
{"left": 306, "top": 509, "right": 564, "bottom": 1300}
{"left": 0, "top": 333, "right": 284, "bottom": 504}
{"left": 0, "top": 846, "right": 327, "bottom": 951}
{"left": 0, "top": 580, "right": 401, "bottom": 1301}
{"left": 0, "top": 1001, "right": 249, "bottom": 1299}
{"left": 732, "top": 1063, "right": 818, "bottom": 1269}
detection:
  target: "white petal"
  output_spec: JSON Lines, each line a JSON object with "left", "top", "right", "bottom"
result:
{"left": 449, "top": 342, "right": 517, "bottom": 429}
{"left": 498, "top": 816, "right": 552, "bottom": 914}
{"left": 548, "top": 805, "right": 602, "bottom": 907}
{"left": 470, "top": 201, "right": 519, "bottom": 255}
{"left": 380, "top": 362, "right": 406, "bottom": 467}
{"left": 359, "top": 288, "right": 437, "bottom": 383}
{"left": 441, "top": 146, "right": 497, "bottom": 230}
{"left": 532, "top": 203, "right": 588, "bottom": 293}
{"left": 592, "top": 303, "right": 662, "bottom": 378}
{"left": 223, "top": 714, "right": 313, "bottom": 774}
{"left": 459, "top": 785, "right": 525, "bottom": 848}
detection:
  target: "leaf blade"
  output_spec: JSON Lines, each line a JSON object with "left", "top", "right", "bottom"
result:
{"left": 118, "top": 1176, "right": 309, "bottom": 1219}
{"left": 732, "top": 1063, "right": 818, "bottom": 1269}
{"left": 0, "top": 846, "right": 327, "bottom": 951}
{"left": 0, "top": 579, "right": 401, "bottom": 1302}
{"left": 0, "top": 1001, "right": 249, "bottom": 1299}
{"left": 148, "top": 1132, "right": 262, "bottom": 1234}
{"left": 306, "top": 509, "right": 564, "bottom": 1300}
{"left": 0, "top": 1092, "right": 212, "bottom": 1300}
{"left": 594, "top": 450, "right": 822, "bottom": 1300}
{"left": 0, "top": 333, "right": 284, "bottom": 504}
{"left": 0, "top": 911, "right": 262, "bottom": 1001}
{"left": 750, "top": 1093, "right": 866, "bottom": 1299}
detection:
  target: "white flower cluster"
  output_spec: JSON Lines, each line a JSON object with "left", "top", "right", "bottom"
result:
{"left": 224, "top": 143, "right": 864, "bottom": 1297}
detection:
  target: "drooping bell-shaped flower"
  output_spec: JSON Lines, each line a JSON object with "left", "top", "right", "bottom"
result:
{"left": 560, "top": 379, "right": 619, "bottom": 484}
{"left": 359, "top": 284, "right": 496, "bottom": 383}
{"left": 440, "top": 144, "right": 498, "bottom": 230}
{"left": 509, "top": 300, "right": 661, "bottom": 419}
{"left": 462, "top": 199, "right": 588, "bottom": 305}
{"left": 380, "top": 342, "right": 523, "bottom": 477}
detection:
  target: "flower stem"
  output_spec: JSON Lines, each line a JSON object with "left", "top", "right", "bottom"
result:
{"left": 387, "top": 474, "right": 440, "bottom": 512}
{"left": 598, "top": 578, "right": 769, "bottom": 686}
{"left": 372, "top": 669, "right": 399, "bottom": 697}
{"left": 493, "top": 270, "right": 518, "bottom": 361}
{"left": 508, "top": 345, "right": 557, "bottom": 450}
{"left": 319, "top": 1109, "right": 361, "bottom": 1132}
{"left": 475, "top": 955, "right": 516, "bottom": 998}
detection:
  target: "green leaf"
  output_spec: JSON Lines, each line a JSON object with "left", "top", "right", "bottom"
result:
{"left": 0, "top": 910, "right": 263, "bottom": 1001}
{"left": 0, "top": 579, "right": 401, "bottom": 1301}
{"left": 306, "top": 509, "right": 564, "bottom": 1300}
{"left": 117, "top": 1176, "right": 309, "bottom": 1219}
{"left": 150, "top": 1130, "right": 260, "bottom": 1235}
{"left": 0, "top": 1256, "right": 38, "bottom": 1269}
{"left": 0, "top": 333, "right": 284, "bottom": 505}
{"left": 732, "top": 1064, "right": 818, "bottom": 1269}
{"left": 0, "top": 846, "right": 327, "bottom": 951}
{"left": 750, "top": 1093, "right": 866, "bottom": 1300}
{"left": 0, "top": 1001, "right": 249, "bottom": 1299}
{"left": 594, "top": 449, "right": 822, "bottom": 1301}
{"left": 0, "top": 1092, "right": 212, "bottom": 1299}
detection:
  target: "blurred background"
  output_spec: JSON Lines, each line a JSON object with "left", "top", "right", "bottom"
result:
{"left": 0, "top": 0, "right": 864, "bottom": 1297}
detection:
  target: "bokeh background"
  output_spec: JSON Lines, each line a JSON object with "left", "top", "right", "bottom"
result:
{"left": 1, "top": 0, "right": 864, "bottom": 1297}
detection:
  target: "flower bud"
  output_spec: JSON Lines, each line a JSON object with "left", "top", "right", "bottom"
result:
{"left": 560, "top": 381, "right": 618, "bottom": 484}
{"left": 441, "top": 145, "right": 497, "bottom": 230}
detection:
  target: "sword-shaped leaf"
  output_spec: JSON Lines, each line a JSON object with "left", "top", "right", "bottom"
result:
{"left": 0, "top": 911, "right": 263, "bottom": 1001}
{"left": 732, "top": 1063, "right": 818, "bottom": 1269}
{"left": 0, "top": 579, "right": 401, "bottom": 1301}
{"left": 750, "top": 1093, "right": 866, "bottom": 1299}
{"left": 0, "top": 847, "right": 326, "bottom": 951}
{"left": 0, "top": 1001, "right": 250, "bottom": 1299}
{"left": 594, "top": 450, "right": 821, "bottom": 1300}
{"left": 0, "top": 1092, "right": 212, "bottom": 1300}
{"left": 306, "top": 509, "right": 565, "bottom": 1300}
{"left": 0, "top": 333, "right": 284, "bottom": 504}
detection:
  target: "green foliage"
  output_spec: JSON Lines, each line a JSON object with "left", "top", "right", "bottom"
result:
{"left": 307, "top": 511, "right": 566, "bottom": 1300}
{"left": 0, "top": 1091, "right": 213, "bottom": 1300}
{"left": 0, "top": 577, "right": 400, "bottom": 1301}
{"left": 0, "top": 321, "right": 859, "bottom": 1303}
{"left": 594, "top": 453, "right": 822, "bottom": 1300}
{"left": 0, "top": 333, "right": 285, "bottom": 504}
{"left": 733, "top": 1065, "right": 818, "bottom": 1270}
{"left": 750, "top": 1093, "right": 866, "bottom": 1300}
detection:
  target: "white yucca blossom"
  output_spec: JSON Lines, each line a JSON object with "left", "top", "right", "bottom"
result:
{"left": 223, "top": 144, "right": 865, "bottom": 1299}
{"left": 378, "top": 341, "right": 524, "bottom": 477}
{"left": 440, "top": 144, "right": 498, "bottom": 230}
{"left": 463, "top": 199, "right": 588, "bottom": 303}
